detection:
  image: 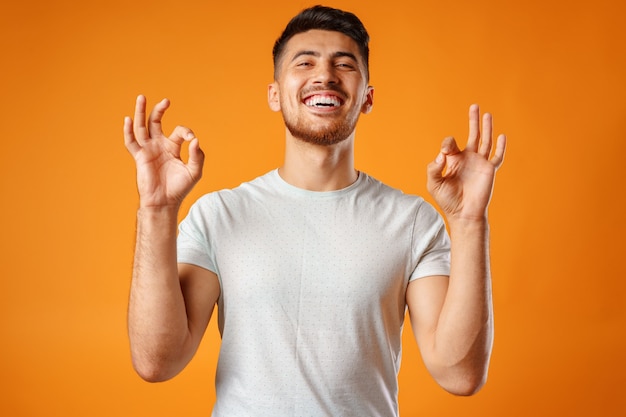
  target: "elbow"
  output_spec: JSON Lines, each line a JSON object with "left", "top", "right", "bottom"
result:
{"left": 134, "top": 366, "right": 171, "bottom": 383}
{"left": 429, "top": 336, "right": 494, "bottom": 396}
{"left": 441, "top": 371, "right": 488, "bottom": 396}
{"left": 129, "top": 334, "right": 191, "bottom": 382}
{"left": 133, "top": 362, "right": 170, "bottom": 383}
{"left": 435, "top": 363, "right": 489, "bottom": 396}
{"left": 131, "top": 354, "right": 178, "bottom": 383}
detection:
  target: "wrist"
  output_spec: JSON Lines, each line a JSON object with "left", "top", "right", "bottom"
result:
{"left": 446, "top": 215, "right": 489, "bottom": 236}
{"left": 136, "top": 204, "right": 181, "bottom": 221}
{"left": 138, "top": 201, "right": 181, "bottom": 212}
{"left": 135, "top": 205, "right": 180, "bottom": 243}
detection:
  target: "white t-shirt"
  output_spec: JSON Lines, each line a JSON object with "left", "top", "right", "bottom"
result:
{"left": 177, "top": 170, "right": 450, "bottom": 417}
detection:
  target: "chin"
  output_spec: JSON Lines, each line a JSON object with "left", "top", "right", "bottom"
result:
{"left": 285, "top": 119, "right": 355, "bottom": 146}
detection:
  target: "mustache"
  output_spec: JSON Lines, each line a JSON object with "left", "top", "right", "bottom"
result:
{"left": 300, "top": 85, "right": 347, "bottom": 100}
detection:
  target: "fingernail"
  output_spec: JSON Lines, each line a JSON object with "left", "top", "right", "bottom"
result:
{"left": 436, "top": 153, "right": 444, "bottom": 164}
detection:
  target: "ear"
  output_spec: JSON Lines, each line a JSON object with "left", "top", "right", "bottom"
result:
{"left": 361, "top": 86, "right": 374, "bottom": 114}
{"left": 268, "top": 82, "right": 281, "bottom": 112}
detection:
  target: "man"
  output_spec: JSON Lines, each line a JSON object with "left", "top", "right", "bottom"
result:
{"left": 124, "top": 5, "right": 506, "bottom": 416}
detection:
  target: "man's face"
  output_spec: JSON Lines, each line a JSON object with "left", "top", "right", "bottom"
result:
{"left": 268, "top": 30, "right": 374, "bottom": 146}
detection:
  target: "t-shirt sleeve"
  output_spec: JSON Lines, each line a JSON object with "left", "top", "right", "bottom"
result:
{"left": 177, "top": 195, "right": 218, "bottom": 274}
{"left": 409, "top": 201, "right": 451, "bottom": 281}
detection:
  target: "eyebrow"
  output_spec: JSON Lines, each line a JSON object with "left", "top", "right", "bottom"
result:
{"left": 291, "top": 50, "right": 359, "bottom": 63}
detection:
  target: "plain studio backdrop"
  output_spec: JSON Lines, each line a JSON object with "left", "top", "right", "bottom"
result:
{"left": 1, "top": 0, "right": 624, "bottom": 415}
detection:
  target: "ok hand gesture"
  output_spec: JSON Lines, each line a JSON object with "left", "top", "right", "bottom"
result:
{"left": 427, "top": 104, "right": 506, "bottom": 223}
{"left": 124, "top": 95, "right": 205, "bottom": 208}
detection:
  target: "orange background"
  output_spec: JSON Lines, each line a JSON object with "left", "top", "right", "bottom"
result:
{"left": 1, "top": 0, "right": 625, "bottom": 415}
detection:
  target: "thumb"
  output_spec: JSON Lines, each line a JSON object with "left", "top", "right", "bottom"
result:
{"left": 187, "top": 138, "right": 205, "bottom": 179}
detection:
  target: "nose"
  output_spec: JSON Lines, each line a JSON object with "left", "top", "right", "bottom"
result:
{"left": 313, "top": 61, "right": 338, "bottom": 84}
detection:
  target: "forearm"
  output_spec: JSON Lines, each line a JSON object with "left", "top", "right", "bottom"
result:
{"left": 419, "top": 104, "right": 504, "bottom": 394}
{"left": 430, "top": 218, "right": 494, "bottom": 393}
{"left": 128, "top": 206, "right": 192, "bottom": 381}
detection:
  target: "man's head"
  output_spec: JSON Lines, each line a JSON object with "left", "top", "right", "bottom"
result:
{"left": 268, "top": 6, "right": 374, "bottom": 147}
{"left": 272, "top": 5, "right": 370, "bottom": 81}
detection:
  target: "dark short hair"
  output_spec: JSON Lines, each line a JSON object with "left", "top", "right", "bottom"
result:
{"left": 272, "top": 5, "right": 370, "bottom": 80}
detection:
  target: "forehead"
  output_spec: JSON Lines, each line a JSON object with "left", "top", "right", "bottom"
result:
{"left": 283, "top": 29, "right": 362, "bottom": 60}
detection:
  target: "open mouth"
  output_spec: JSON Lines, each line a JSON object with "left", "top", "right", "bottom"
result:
{"left": 304, "top": 94, "right": 343, "bottom": 108}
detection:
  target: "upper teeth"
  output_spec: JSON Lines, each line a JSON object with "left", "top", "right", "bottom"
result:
{"left": 305, "top": 95, "right": 341, "bottom": 107}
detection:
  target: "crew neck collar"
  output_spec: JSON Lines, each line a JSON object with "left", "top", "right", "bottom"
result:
{"left": 270, "top": 169, "right": 364, "bottom": 199}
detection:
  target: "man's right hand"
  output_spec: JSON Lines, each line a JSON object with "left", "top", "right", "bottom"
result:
{"left": 124, "top": 95, "right": 204, "bottom": 208}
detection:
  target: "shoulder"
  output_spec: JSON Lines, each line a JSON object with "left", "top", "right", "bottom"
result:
{"left": 192, "top": 170, "right": 278, "bottom": 207}
{"left": 357, "top": 171, "right": 427, "bottom": 208}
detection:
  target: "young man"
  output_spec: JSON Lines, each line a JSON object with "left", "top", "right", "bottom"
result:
{"left": 124, "top": 5, "right": 506, "bottom": 416}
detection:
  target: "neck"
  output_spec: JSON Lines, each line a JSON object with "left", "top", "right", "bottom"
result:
{"left": 279, "top": 131, "right": 357, "bottom": 191}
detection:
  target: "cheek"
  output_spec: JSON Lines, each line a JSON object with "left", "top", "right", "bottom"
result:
{"left": 282, "top": 78, "right": 302, "bottom": 99}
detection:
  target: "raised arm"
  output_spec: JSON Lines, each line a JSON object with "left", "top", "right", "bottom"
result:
{"left": 406, "top": 104, "right": 506, "bottom": 395}
{"left": 124, "top": 95, "right": 220, "bottom": 382}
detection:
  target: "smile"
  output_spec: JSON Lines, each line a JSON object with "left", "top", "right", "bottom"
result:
{"left": 304, "top": 94, "right": 343, "bottom": 108}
